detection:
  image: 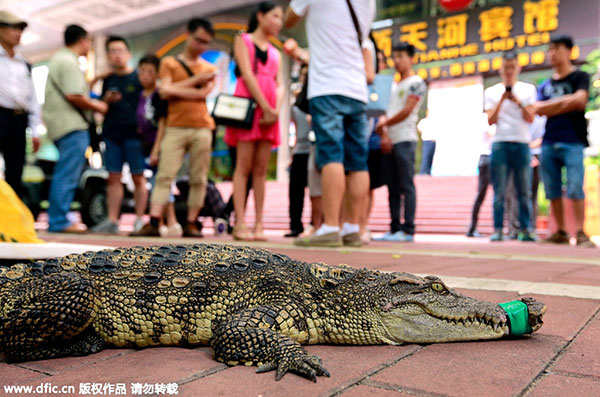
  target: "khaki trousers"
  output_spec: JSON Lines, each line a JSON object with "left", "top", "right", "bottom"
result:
{"left": 151, "top": 127, "right": 212, "bottom": 209}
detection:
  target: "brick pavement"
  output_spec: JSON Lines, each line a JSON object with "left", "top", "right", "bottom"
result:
{"left": 1, "top": 233, "right": 599, "bottom": 396}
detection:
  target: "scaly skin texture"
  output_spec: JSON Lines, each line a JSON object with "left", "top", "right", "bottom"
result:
{"left": 0, "top": 244, "right": 546, "bottom": 381}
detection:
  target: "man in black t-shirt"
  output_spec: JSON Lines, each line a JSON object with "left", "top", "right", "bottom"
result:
{"left": 90, "top": 36, "right": 146, "bottom": 235}
{"left": 534, "top": 35, "right": 595, "bottom": 247}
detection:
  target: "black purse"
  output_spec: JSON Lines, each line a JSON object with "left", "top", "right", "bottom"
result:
{"left": 50, "top": 78, "right": 101, "bottom": 152}
{"left": 295, "top": 75, "right": 310, "bottom": 114}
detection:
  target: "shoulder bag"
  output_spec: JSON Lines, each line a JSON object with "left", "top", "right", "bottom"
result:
{"left": 50, "top": 78, "right": 101, "bottom": 152}
{"left": 208, "top": 45, "right": 258, "bottom": 130}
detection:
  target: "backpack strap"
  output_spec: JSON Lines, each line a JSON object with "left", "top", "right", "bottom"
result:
{"left": 175, "top": 57, "right": 195, "bottom": 77}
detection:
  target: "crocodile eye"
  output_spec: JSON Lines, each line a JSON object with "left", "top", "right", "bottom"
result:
{"left": 431, "top": 283, "right": 444, "bottom": 292}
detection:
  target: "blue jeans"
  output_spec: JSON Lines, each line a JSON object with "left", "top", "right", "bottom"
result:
{"left": 540, "top": 143, "right": 585, "bottom": 200}
{"left": 419, "top": 140, "right": 436, "bottom": 175}
{"left": 309, "top": 95, "right": 369, "bottom": 172}
{"left": 48, "top": 130, "right": 89, "bottom": 231}
{"left": 490, "top": 142, "right": 531, "bottom": 231}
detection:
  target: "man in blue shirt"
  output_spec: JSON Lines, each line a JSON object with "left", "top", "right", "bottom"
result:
{"left": 534, "top": 35, "right": 595, "bottom": 247}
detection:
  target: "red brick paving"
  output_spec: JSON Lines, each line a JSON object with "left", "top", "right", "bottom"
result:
{"left": 2, "top": 235, "right": 599, "bottom": 396}
{"left": 552, "top": 313, "right": 600, "bottom": 378}
{"left": 528, "top": 374, "right": 600, "bottom": 397}
{"left": 0, "top": 362, "right": 48, "bottom": 386}
{"left": 370, "top": 335, "right": 564, "bottom": 397}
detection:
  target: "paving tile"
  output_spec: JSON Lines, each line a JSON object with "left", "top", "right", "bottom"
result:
{"left": 371, "top": 335, "right": 564, "bottom": 397}
{"left": 340, "top": 384, "right": 412, "bottom": 396}
{"left": 558, "top": 266, "right": 600, "bottom": 287}
{"left": 0, "top": 363, "right": 48, "bottom": 385}
{"left": 486, "top": 261, "right": 593, "bottom": 284}
{"left": 180, "top": 344, "right": 419, "bottom": 397}
{"left": 18, "top": 349, "right": 131, "bottom": 375}
{"left": 23, "top": 347, "right": 225, "bottom": 392}
{"left": 552, "top": 313, "right": 600, "bottom": 377}
{"left": 529, "top": 373, "right": 600, "bottom": 397}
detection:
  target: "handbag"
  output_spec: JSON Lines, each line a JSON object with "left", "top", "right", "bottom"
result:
{"left": 212, "top": 94, "right": 257, "bottom": 130}
{"left": 366, "top": 73, "right": 394, "bottom": 117}
{"left": 209, "top": 43, "right": 260, "bottom": 129}
{"left": 49, "top": 78, "right": 101, "bottom": 152}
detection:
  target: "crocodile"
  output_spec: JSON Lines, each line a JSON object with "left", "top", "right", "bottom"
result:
{"left": 0, "top": 244, "right": 546, "bottom": 381}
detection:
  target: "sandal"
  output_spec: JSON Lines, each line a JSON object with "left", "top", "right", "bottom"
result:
{"left": 232, "top": 224, "right": 253, "bottom": 241}
{"left": 253, "top": 224, "right": 268, "bottom": 242}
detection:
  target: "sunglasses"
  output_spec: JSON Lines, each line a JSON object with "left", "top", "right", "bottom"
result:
{"left": 0, "top": 22, "right": 27, "bottom": 31}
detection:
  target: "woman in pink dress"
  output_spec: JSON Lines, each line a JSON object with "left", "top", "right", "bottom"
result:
{"left": 225, "top": 1, "right": 284, "bottom": 241}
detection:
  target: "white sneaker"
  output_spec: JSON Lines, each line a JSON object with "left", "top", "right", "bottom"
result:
{"left": 133, "top": 217, "right": 145, "bottom": 233}
{"left": 159, "top": 223, "right": 183, "bottom": 238}
{"left": 159, "top": 225, "right": 169, "bottom": 237}
{"left": 374, "top": 231, "right": 414, "bottom": 242}
{"left": 167, "top": 223, "right": 183, "bottom": 237}
{"left": 373, "top": 231, "right": 395, "bottom": 241}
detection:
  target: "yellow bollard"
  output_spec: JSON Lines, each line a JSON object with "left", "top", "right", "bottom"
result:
{"left": 583, "top": 164, "right": 600, "bottom": 237}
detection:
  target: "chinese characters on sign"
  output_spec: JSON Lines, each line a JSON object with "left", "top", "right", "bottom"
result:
{"left": 372, "top": 0, "right": 566, "bottom": 80}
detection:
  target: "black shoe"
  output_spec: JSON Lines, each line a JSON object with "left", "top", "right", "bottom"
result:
{"left": 130, "top": 223, "right": 160, "bottom": 237}
{"left": 284, "top": 230, "right": 303, "bottom": 238}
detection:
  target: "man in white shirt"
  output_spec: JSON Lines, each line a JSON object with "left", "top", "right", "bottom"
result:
{"left": 374, "top": 43, "right": 427, "bottom": 242}
{"left": 0, "top": 11, "right": 41, "bottom": 199}
{"left": 286, "top": 0, "right": 375, "bottom": 248}
{"left": 484, "top": 51, "right": 536, "bottom": 242}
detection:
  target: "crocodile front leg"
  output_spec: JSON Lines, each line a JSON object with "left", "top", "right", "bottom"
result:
{"left": 210, "top": 305, "right": 330, "bottom": 382}
{"left": 1, "top": 272, "right": 102, "bottom": 361}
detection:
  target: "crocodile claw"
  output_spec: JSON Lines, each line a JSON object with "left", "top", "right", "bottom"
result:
{"left": 257, "top": 352, "right": 330, "bottom": 382}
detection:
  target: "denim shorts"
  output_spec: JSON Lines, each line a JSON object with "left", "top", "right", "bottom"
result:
{"left": 104, "top": 138, "right": 146, "bottom": 174}
{"left": 540, "top": 142, "right": 585, "bottom": 200}
{"left": 309, "top": 95, "right": 369, "bottom": 172}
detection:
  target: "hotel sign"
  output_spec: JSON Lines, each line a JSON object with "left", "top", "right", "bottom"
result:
{"left": 372, "top": 0, "right": 599, "bottom": 80}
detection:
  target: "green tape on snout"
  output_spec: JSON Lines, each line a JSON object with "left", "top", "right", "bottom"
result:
{"left": 499, "top": 300, "right": 533, "bottom": 336}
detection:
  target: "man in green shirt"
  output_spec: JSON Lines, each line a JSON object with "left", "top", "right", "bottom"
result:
{"left": 43, "top": 24, "right": 107, "bottom": 233}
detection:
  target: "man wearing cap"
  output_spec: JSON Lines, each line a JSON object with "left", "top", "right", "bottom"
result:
{"left": 0, "top": 11, "right": 41, "bottom": 198}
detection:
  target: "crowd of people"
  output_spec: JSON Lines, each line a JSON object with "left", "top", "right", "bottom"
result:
{"left": 467, "top": 36, "right": 594, "bottom": 247}
{"left": 0, "top": 0, "right": 596, "bottom": 248}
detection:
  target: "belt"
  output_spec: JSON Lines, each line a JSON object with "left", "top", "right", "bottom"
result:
{"left": 0, "top": 106, "right": 28, "bottom": 116}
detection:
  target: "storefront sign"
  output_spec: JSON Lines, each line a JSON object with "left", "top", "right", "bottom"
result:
{"left": 372, "top": 0, "right": 598, "bottom": 80}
